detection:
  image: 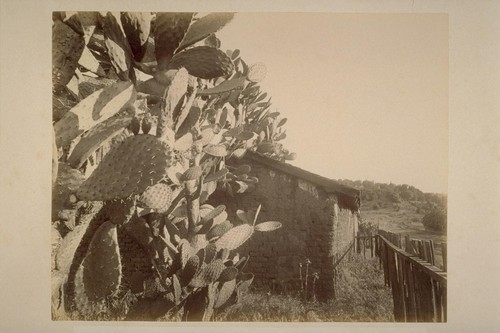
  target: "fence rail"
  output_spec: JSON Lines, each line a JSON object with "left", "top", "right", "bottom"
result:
{"left": 331, "top": 240, "right": 355, "bottom": 299}
{"left": 374, "top": 230, "right": 447, "bottom": 322}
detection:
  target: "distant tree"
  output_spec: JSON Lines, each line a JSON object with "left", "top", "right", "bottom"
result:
{"left": 399, "top": 189, "right": 412, "bottom": 201}
{"left": 385, "top": 190, "right": 400, "bottom": 203}
{"left": 422, "top": 207, "right": 447, "bottom": 232}
{"left": 362, "top": 180, "right": 374, "bottom": 188}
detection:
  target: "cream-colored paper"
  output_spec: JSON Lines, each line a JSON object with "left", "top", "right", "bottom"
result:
{"left": 1, "top": 0, "right": 499, "bottom": 332}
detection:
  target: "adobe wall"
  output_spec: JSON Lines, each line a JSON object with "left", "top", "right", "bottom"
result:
{"left": 209, "top": 157, "right": 358, "bottom": 300}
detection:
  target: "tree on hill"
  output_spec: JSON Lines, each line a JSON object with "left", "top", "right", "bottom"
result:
{"left": 422, "top": 207, "right": 447, "bottom": 233}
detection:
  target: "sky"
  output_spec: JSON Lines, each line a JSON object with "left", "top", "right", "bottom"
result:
{"left": 217, "top": 13, "right": 448, "bottom": 194}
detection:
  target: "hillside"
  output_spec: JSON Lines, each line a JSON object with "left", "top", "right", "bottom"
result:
{"left": 335, "top": 179, "right": 447, "bottom": 234}
{"left": 334, "top": 179, "right": 447, "bottom": 268}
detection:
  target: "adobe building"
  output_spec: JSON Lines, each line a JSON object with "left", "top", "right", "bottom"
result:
{"left": 209, "top": 151, "right": 361, "bottom": 300}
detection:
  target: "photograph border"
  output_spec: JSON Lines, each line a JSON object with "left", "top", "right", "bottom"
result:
{"left": 1, "top": 0, "right": 499, "bottom": 332}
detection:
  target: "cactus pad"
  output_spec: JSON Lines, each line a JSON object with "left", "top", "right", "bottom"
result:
{"left": 203, "top": 243, "right": 218, "bottom": 264}
{"left": 203, "top": 144, "right": 228, "bottom": 157}
{"left": 120, "top": 12, "right": 152, "bottom": 61}
{"left": 178, "top": 239, "right": 195, "bottom": 268}
{"left": 67, "top": 112, "right": 132, "bottom": 169}
{"left": 175, "top": 106, "right": 202, "bottom": 140}
{"left": 236, "top": 273, "right": 254, "bottom": 294}
{"left": 181, "top": 166, "right": 203, "bottom": 181}
{"left": 108, "top": 198, "right": 137, "bottom": 225}
{"left": 54, "top": 80, "right": 135, "bottom": 147}
{"left": 130, "top": 116, "right": 141, "bottom": 135}
{"left": 141, "top": 115, "right": 154, "bottom": 135}
{"left": 54, "top": 220, "right": 90, "bottom": 274}
{"left": 77, "top": 134, "right": 173, "bottom": 201}
{"left": 197, "top": 76, "right": 246, "bottom": 96}
{"left": 82, "top": 221, "right": 122, "bottom": 301}
{"left": 218, "top": 266, "right": 238, "bottom": 283}
{"left": 61, "top": 12, "right": 99, "bottom": 44}
{"left": 122, "top": 216, "right": 154, "bottom": 248}
{"left": 189, "top": 234, "right": 209, "bottom": 252}
{"left": 168, "top": 46, "right": 234, "bottom": 79}
{"left": 200, "top": 127, "right": 216, "bottom": 146}
{"left": 254, "top": 221, "right": 282, "bottom": 232}
{"left": 214, "top": 279, "right": 236, "bottom": 309}
{"left": 177, "top": 13, "right": 235, "bottom": 51}
{"left": 157, "top": 68, "right": 189, "bottom": 141}
{"left": 235, "top": 131, "right": 254, "bottom": 141}
{"left": 201, "top": 205, "right": 226, "bottom": 224}
{"left": 154, "top": 12, "right": 193, "bottom": 70}
{"left": 102, "top": 12, "right": 133, "bottom": 80}
{"left": 207, "top": 220, "right": 233, "bottom": 241}
{"left": 180, "top": 255, "right": 200, "bottom": 286}
{"left": 138, "top": 183, "right": 173, "bottom": 211}
{"left": 173, "top": 133, "right": 193, "bottom": 151}
{"left": 189, "top": 259, "right": 225, "bottom": 288}
{"left": 172, "top": 274, "right": 182, "bottom": 304}
{"left": 215, "top": 224, "right": 253, "bottom": 250}
{"left": 204, "top": 168, "right": 228, "bottom": 182}
{"left": 52, "top": 20, "right": 85, "bottom": 91}
{"left": 247, "top": 62, "right": 267, "bottom": 83}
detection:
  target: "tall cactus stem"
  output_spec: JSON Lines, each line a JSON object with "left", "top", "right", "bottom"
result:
{"left": 186, "top": 158, "right": 202, "bottom": 234}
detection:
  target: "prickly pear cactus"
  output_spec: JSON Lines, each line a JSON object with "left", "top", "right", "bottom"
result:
{"left": 82, "top": 221, "right": 122, "bottom": 301}
{"left": 52, "top": 20, "right": 85, "bottom": 91}
{"left": 138, "top": 183, "right": 173, "bottom": 211}
{"left": 76, "top": 134, "right": 173, "bottom": 201}
{"left": 168, "top": 46, "right": 234, "bottom": 79}
{"left": 101, "top": 12, "right": 134, "bottom": 81}
{"left": 154, "top": 12, "right": 193, "bottom": 70}
{"left": 54, "top": 81, "right": 136, "bottom": 148}
{"left": 52, "top": 10, "right": 289, "bottom": 322}
{"left": 120, "top": 12, "right": 153, "bottom": 61}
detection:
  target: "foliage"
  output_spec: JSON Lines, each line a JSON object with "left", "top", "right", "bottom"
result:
{"left": 215, "top": 255, "right": 393, "bottom": 322}
{"left": 358, "top": 217, "right": 379, "bottom": 236}
{"left": 422, "top": 207, "right": 447, "bottom": 232}
{"left": 336, "top": 179, "right": 447, "bottom": 220}
{"left": 51, "top": 11, "right": 286, "bottom": 321}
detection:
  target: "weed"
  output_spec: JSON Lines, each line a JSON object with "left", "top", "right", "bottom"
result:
{"left": 215, "top": 255, "right": 394, "bottom": 322}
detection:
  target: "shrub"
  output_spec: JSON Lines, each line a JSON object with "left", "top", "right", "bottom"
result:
{"left": 422, "top": 208, "right": 447, "bottom": 232}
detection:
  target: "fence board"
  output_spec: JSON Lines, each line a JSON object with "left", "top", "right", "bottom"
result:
{"left": 442, "top": 242, "right": 447, "bottom": 271}
{"left": 376, "top": 232, "right": 447, "bottom": 322}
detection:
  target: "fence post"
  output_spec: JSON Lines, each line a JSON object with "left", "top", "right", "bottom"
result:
{"left": 429, "top": 240, "right": 436, "bottom": 266}
{"left": 441, "top": 243, "right": 447, "bottom": 271}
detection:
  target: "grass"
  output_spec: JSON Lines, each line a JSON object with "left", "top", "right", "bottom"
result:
{"left": 215, "top": 254, "right": 394, "bottom": 322}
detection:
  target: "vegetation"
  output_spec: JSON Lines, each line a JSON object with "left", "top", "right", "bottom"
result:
{"left": 51, "top": 11, "right": 291, "bottom": 321}
{"left": 214, "top": 255, "right": 394, "bottom": 322}
{"left": 336, "top": 179, "right": 447, "bottom": 232}
{"left": 422, "top": 207, "right": 447, "bottom": 232}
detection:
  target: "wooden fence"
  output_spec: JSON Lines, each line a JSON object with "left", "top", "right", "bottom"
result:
{"left": 375, "top": 230, "right": 447, "bottom": 322}
{"left": 355, "top": 233, "right": 376, "bottom": 258}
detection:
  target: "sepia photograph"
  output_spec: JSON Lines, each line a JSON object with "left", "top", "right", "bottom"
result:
{"left": 51, "top": 11, "right": 447, "bottom": 322}
{"left": 1, "top": 1, "right": 499, "bottom": 332}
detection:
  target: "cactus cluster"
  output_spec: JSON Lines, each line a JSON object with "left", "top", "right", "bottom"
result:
{"left": 52, "top": 11, "right": 289, "bottom": 321}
